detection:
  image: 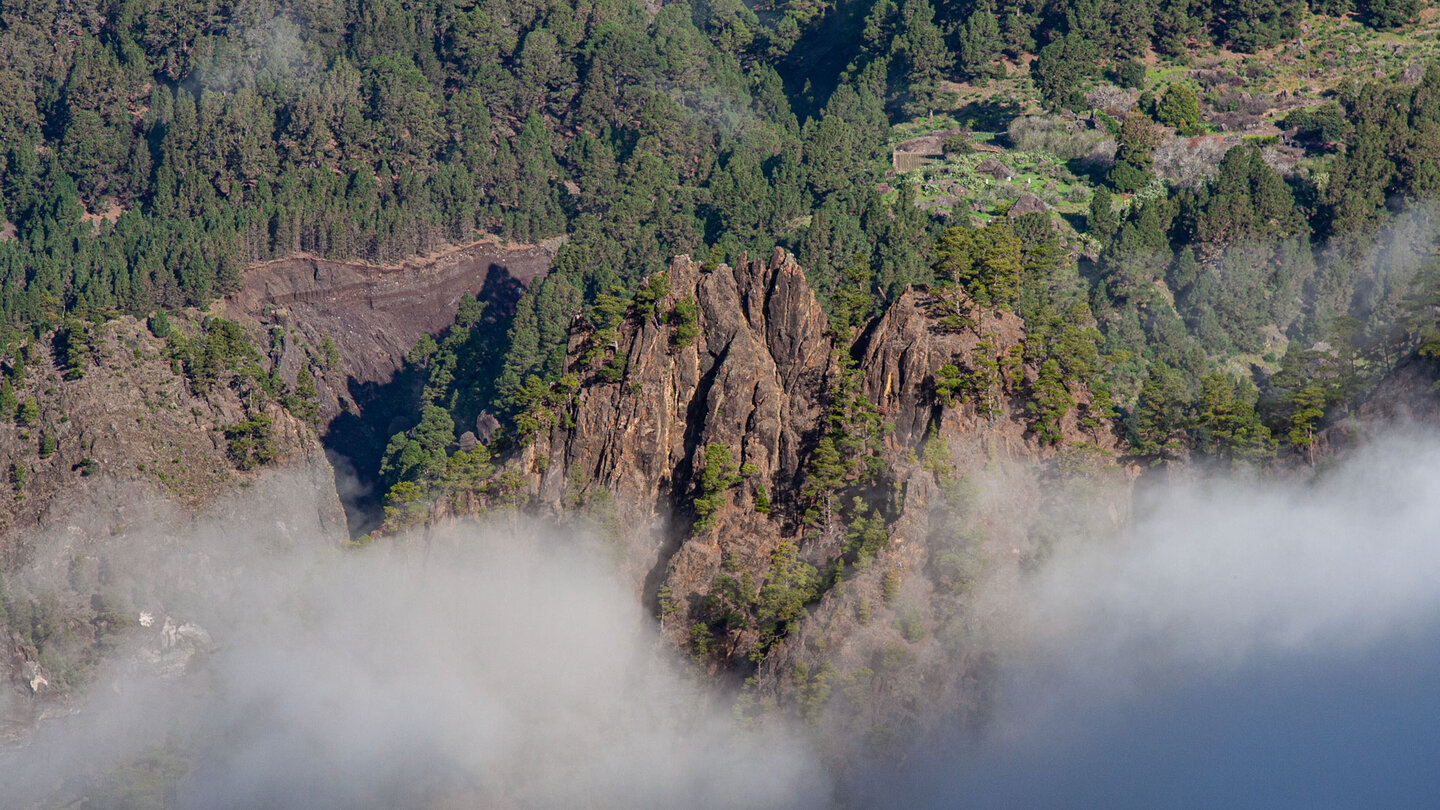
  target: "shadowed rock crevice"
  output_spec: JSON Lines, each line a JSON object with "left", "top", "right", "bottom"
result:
{"left": 322, "top": 370, "right": 427, "bottom": 537}
{"left": 224, "top": 242, "right": 552, "bottom": 537}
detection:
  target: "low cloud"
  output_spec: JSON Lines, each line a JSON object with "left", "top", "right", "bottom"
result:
{"left": 0, "top": 481, "right": 829, "bottom": 809}
{"left": 8, "top": 429, "right": 1440, "bottom": 808}
{"left": 864, "top": 430, "right": 1440, "bottom": 808}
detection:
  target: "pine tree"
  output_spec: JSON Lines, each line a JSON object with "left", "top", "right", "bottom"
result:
{"left": 1108, "top": 114, "right": 1162, "bottom": 192}
{"left": 1192, "top": 143, "right": 1303, "bottom": 244}
{"left": 1218, "top": 0, "right": 1302, "bottom": 51}
{"left": 1192, "top": 373, "right": 1274, "bottom": 463}
{"left": 1110, "top": 0, "right": 1158, "bottom": 59}
{"left": 957, "top": 0, "right": 1003, "bottom": 80}
{"left": 1128, "top": 362, "right": 1187, "bottom": 461}
{"left": 693, "top": 443, "right": 740, "bottom": 532}
{"left": 1088, "top": 187, "right": 1120, "bottom": 244}
{"left": 1064, "top": 0, "right": 1119, "bottom": 58}
{"left": 16, "top": 398, "right": 39, "bottom": 428}
{"left": 1032, "top": 34, "right": 1098, "bottom": 111}
{"left": 1287, "top": 385, "right": 1326, "bottom": 464}
{"left": 1360, "top": 0, "right": 1421, "bottom": 28}
{"left": 932, "top": 223, "right": 1023, "bottom": 312}
{"left": 897, "top": 0, "right": 953, "bottom": 116}
{"left": 1154, "top": 83, "right": 1202, "bottom": 135}
{"left": 802, "top": 435, "right": 848, "bottom": 527}
{"left": 1027, "top": 359, "right": 1072, "bottom": 444}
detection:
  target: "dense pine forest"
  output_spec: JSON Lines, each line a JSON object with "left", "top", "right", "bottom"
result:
{"left": 0, "top": 0, "right": 1438, "bottom": 509}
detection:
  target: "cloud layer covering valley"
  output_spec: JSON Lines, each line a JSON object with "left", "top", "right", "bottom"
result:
{"left": 868, "top": 430, "right": 1440, "bottom": 808}
{"left": 0, "top": 484, "right": 829, "bottom": 809}
{"left": 6, "top": 431, "right": 1440, "bottom": 808}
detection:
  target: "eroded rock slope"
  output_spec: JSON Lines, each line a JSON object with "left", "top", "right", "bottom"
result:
{"left": 0, "top": 314, "right": 342, "bottom": 728}
{"left": 500, "top": 248, "right": 1136, "bottom": 735}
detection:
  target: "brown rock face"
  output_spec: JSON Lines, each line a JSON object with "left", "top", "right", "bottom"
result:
{"left": 220, "top": 240, "right": 554, "bottom": 535}
{"left": 858, "top": 287, "right": 1120, "bottom": 454}
{"left": 0, "top": 315, "right": 345, "bottom": 725}
{"left": 0, "top": 318, "right": 343, "bottom": 573}
{"left": 522, "top": 250, "right": 835, "bottom": 621}
{"left": 515, "top": 248, "right": 1135, "bottom": 690}
{"left": 535, "top": 248, "right": 833, "bottom": 508}
{"left": 225, "top": 240, "right": 551, "bottom": 423}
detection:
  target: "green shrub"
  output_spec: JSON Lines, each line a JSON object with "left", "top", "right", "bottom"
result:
{"left": 1152, "top": 83, "right": 1201, "bottom": 133}
{"left": 382, "top": 480, "right": 428, "bottom": 528}
{"left": 668, "top": 297, "right": 701, "bottom": 349}
{"left": 692, "top": 443, "right": 741, "bottom": 532}
{"left": 222, "top": 414, "right": 277, "bottom": 471}
{"left": 633, "top": 271, "right": 670, "bottom": 319}
{"left": 16, "top": 398, "right": 39, "bottom": 427}
{"left": 1110, "top": 59, "right": 1146, "bottom": 89}
{"left": 146, "top": 310, "right": 171, "bottom": 339}
{"left": 881, "top": 569, "right": 900, "bottom": 603}
{"left": 942, "top": 134, "right": 973, "bottom": 155}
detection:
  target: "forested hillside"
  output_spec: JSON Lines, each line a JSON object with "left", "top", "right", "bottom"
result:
{"left": 3, "top": 0, "right": 1440, "bottom": 798}
{"left": 0, "top": 0, "right": 1437, "bottom": 603}
{"left": 1, "top": 0, "right": 1438, "bottom": 460}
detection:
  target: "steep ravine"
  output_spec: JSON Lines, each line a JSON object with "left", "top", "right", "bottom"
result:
{"left": 224, "top": 239, "right": 553, "bottom": 533}
{"left": 0, "top": 240, "right": 552, "bottom": 725}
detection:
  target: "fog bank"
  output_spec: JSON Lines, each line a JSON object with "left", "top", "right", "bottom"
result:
{"left": 868, "top": 431, "right": 1440, "bottom": 808}
{"left": 0, "top": 490, "right": 829, "bottom": 809}
{"left": 7, "top": 430, "right": 1440, "bottom": 808}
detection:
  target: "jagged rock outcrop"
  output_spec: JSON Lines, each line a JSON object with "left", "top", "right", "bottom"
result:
{"left": 511, "top": 248, "right": 1137, "bottom": 719}
{"left": 517, "top": 250, "right": 837, "bottom": 634}
{"left": 532, "top": 248, "right": 832, "bottom": 515}
{"left": 859, "top": 287, "right": 1122, "bottom": 453}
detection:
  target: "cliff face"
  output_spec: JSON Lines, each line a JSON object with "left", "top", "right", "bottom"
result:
{"left": 530, "top": 249, "right": 832, "bottom": 523}
{"left": 220, "top": 240, "right": 553, "bottom": 534}
{"left": 225, "top": 240, "right": 551, "bottom": 425}
{"left": 0, "top": 238, "right": 549, "bottom": 735}
{"left": 1318, "top": 352, "right": 1440, "bottom": 458}
{"left": 0, "top": 318, "right": 342, "bottom": 571}
{"left": 514, "top": 249, "right": 1136, "bottom": 729}
{"left": 0, "top": 315, "right": 343, "bottom": 725}
{"left": 857, "top": 286, "right": 1119, "bottom": 453}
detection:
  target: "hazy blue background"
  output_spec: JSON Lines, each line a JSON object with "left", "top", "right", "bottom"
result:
{"left": 864, "top": 434, "right": 1440, "bottom": 809}
{"left": 882, "top": 621, "right": 1440, "bottom": 808}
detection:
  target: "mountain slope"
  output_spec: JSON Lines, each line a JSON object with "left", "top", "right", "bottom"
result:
{"left": 415, "top": 248, "right": 1140, "bottom": 733}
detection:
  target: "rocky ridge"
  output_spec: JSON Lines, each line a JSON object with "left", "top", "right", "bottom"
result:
{"left": 499, "top": 248, "right": 1136, "bottom": 732}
